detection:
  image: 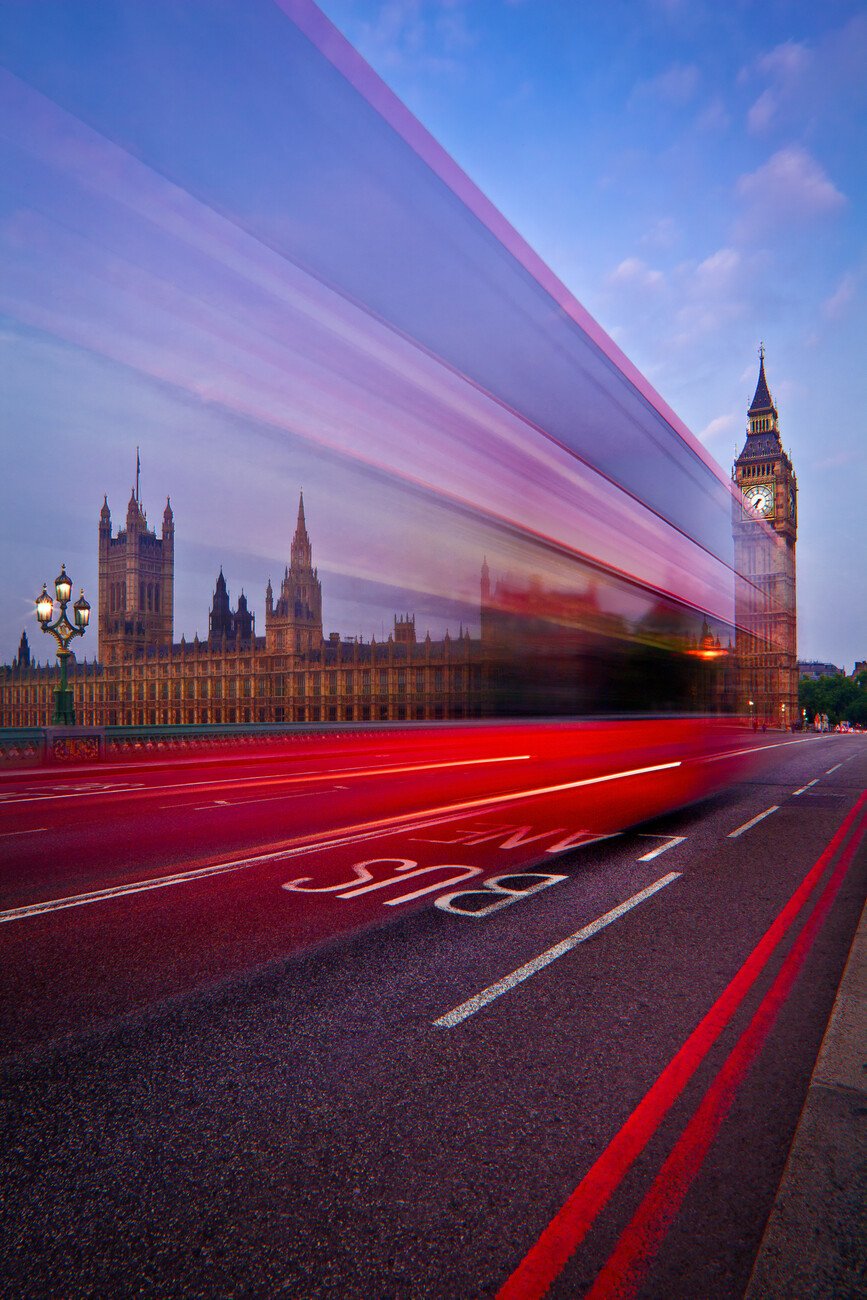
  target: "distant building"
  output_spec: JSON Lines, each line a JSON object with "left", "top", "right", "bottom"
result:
{"left": 852, "top": 661, "right": 866, "bottom": 678}
{"left": 798, "top": 661, "right": 843, "bottom": 681}
{"left": 2, "top": 476, "right": 482, "bottom": 727}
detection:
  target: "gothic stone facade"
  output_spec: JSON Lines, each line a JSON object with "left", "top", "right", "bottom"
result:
{"left": 99, "top": 489, "right": 174, "bottom": 663}
{"left": 2, "top": 491, "right": 482, "bottom": 728}
{"left": 732, "top": 349, "right": 798, "bottom": 727}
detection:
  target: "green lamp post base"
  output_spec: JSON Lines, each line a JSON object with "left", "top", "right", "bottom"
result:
{"left": 52, "top": 685, "right": 76, "bottom": 727}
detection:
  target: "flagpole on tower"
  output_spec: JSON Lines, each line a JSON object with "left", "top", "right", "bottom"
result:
{"left": 136, "top": 446, "right": 141, "bottom": 504}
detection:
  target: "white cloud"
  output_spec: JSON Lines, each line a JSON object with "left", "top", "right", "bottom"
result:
{"left": 758, "top": 40, "right": 810, "bottom": 79}
{"left": 739, "top": 39, "right": 812, "bottom": 136}
{"left": 740, "top": 23, "right": 866, "bottom": 138}
{"left": 694, "top": 247, "right": 740, "bottom": 290}
{"left": 664, "top": 247, "right": 760, "bottom": 347}
{"left": 352, "top": 0, "right": 475, "bottom": 73}
{"left": 639, "top": 217, "right": 680, "bottom": 251}
{"left": 822, "top": 272, "right": 858, "bottom": 321}
{"left": 436, "top": 5, "right": 474, "bottom": 54}
{"left": 747, "top": 89, "right": 776, "bottom": 134}
{"left": 608, "top": 257, "right": 665, "bottom": 290}
{"left": 736, "top": 147, "right": 845, "bottom": 236}
{"left": 698, "top": 413, "right": 738, "bottom": 445}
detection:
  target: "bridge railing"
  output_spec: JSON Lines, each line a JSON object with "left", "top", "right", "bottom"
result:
{"left": 0, "top": 722, "right": 388, "bottom": 766}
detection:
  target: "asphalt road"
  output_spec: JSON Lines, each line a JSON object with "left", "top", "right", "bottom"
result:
{"left": 0, "top": 719, "right": 761, "bottom": 1050}
{"left": 1, "top": 727, "right": 865, "bottom": 1297}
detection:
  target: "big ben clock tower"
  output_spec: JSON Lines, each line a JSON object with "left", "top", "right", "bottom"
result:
{"left": 733, "top": 346, "right": 798, "bottom": 728}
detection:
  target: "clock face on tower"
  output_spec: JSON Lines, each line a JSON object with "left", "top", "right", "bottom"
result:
{"left": 744, "top": 483, "right": 774, "bottom": 516}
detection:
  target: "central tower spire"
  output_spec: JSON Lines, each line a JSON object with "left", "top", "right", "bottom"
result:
{"left": 291, "top": 490, "right": 312, "bottom": 570}
{"left": 266, "top": 489, "right": 323, "bottom": 654}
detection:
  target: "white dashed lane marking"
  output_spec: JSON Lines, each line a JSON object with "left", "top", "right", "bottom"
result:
{"left": 637, "top": 834, "right": 686, "bottom": 862}
{"left": 728, "top": 806, "right": 779, "bottom": 838}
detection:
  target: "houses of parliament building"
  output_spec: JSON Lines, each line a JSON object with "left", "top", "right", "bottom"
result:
{"left": 0, "top": 352, "right": 798, "bottom": 732}
{"left": 2, "top": 485, "right": 484, "bottom": 729}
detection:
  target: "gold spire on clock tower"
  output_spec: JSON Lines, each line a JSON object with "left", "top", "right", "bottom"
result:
{"left": 733, "top": 346, "right": 798, "bottom": 728}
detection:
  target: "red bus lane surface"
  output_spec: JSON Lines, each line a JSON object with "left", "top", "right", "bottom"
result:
{"left": 0, "top": 720, "right": 783, "bottom": 1051}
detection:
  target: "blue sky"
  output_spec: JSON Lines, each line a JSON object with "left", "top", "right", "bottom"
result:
{"left": 1, "top": 0, "right": 864, "bottom": 671}
{"left": 315, "top": 0, "right": 867, "bottom": 667}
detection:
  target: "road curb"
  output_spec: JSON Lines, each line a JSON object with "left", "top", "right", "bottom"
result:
{"left": 745, "top": 896, "right": 867, "bottom": 1298}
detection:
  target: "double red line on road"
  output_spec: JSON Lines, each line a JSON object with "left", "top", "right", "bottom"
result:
{"left": 497, "top": 791, "right": 867, "bottom": 1300}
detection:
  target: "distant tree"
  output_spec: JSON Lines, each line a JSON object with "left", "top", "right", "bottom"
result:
{"left": 799, "top": 672, "right": 867, "bottom": 726}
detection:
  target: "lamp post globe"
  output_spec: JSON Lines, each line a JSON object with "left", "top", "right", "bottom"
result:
{"left": 54, "top": 564, "right": 72, "bottom": 605}
{"left": 73, "top": 590, "right": 91, "bottom": 629}
{"left": 35, "top": 565, "right": 90, "bottom": 726}
{"left": 36, "top": 585, "right": 53, "bottom": 624}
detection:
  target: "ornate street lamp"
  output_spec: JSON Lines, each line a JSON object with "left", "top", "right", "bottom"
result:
{"left": 34, "top": 564, "right": 90, "bottom": 725}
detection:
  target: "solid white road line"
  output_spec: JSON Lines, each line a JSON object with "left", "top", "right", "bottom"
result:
{"left": 637, "top": 835, "right": 686, "bottom": 862}
{"left": 433, "top": 873, "right": 681, "bottom": 1028}
{"left": 792, "top": 780, "right": 819, "bottom": 796}
{"left": 700, "top": 737, "right": 816, "bottom": 764}
{"left": 0, "top": 827, "right": 48, "bottom": 838}
{"left": 728, "top": 806, "right": 780, "bottom": 838}
{"left": 0, "top": 814, "right": 470, "bottom": 923}
{"left": 0, "top": 760, "right": 682, "bottom": 924}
